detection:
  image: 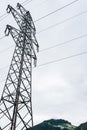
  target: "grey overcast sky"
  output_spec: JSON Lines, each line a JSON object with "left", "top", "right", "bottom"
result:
{"left": 0, "top": 0, "right": 87, "bottom": 126}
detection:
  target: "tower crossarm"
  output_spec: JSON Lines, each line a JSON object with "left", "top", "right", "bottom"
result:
{"left": 7, "top": 4, "right": 39, "bottom": 52}
{"left": 17, "top": 3, "right": 36, "bottom": 32}
{"left": 7, "top": 5, "right": 23, "bottom": 29}
{"left": 5, "top": 24, "right": 37, "bottom": 66}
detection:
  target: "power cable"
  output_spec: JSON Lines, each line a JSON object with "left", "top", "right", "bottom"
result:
{"left": 0, "top": 3, "right": 86, "bottom": 32}
{"left": 0, "top": 36, "right": 5, "bottom": 40}
{"left": 38, "top": 51, "right": 87, "bottom": 67}
{"left": 0, "top": 49, "right": 86, "bottom": 84}
{"left": 0, "top": 8, "right": 87, "bottom": 40}
{"left": 0, "top": 50, "right": 87, "bottom": 70}
{"left": 21, "top": 0, "right": 33, "bottom": 6}
{"left": 38, "top": 10, "right": 87, "bottom": 34}
{"left": 0, "top": 13, "right": 7, "bottom": 19}
{"left": 34, "top": 0, "right": 79, "bottom": 22}
{"left": 0, "top": 33, "right": 87, "bottom": 54}
{"left": 0, "top": 0, "right": 79, "bottom": 23}
{"left": 39, "top": 34, "right": 87, "bottom": 52}
{"left": 1, "top": 8, "right": 87, "bottom": 40}
{"left": 0, "top": 14, "right": 9, "bottom": 22}
{"left": 0, "top": 0, "right": 33, "bottom": 22}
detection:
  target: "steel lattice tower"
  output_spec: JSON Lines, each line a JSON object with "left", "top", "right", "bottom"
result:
{"left": 0, "top": 3, "right": 39, "bottom": 130}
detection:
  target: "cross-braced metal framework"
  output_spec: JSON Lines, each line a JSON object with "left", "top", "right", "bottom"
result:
{"left": 0, "top": 3, "right": 39, "bottom": 130}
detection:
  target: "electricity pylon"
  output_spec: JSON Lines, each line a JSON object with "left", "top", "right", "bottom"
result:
{"left": 0, "top": 3, "right": 39, "bottom": 130}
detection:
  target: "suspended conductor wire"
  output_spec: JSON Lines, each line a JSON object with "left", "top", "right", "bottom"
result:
{"left": 0, "top": 11, "right": 9, "bottom": 22}
{"left": 0, "top": 0, "right": 79, "bottom": 23}
{"left": 21, "top": 0, "right": 33, "bottom": 6}
{"left": 0, "top": 13, "right": 7, "bottom": 19}
{"left": 0, "top": 15, "right": 9, "bottom": 22}
{"left": 0, "top": 36, "right": 5, "bottom": 40}
{"left": 38, "top": 51, "right": 87, "bottom": 67}
{"left": 0, "top": 33, "right": 87, "bottom": 54}
{"left": 0, "top": 9, "right": 87, "bottom": 41}
{"left": 34, "top": 0, "right": 79, "bottom": 22}
{"left": 0, "top": 0, "right": 33, "bottom": 22}
{"left": 1, "top": 9, "right": 87, "bottom": 38}
{"left": 39, "top": 34, "right": 87, "bottom": 52}
{"left": 0, "top": 9, "right": 87, "bottom": 34}
{"left": 38, "top": 10, "right": 87, "bottom": 34}
{"left": 0, "top": 50, "right": 87, "bottom": 73}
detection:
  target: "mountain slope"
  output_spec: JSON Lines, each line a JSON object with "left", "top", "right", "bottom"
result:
{"left": 28, "top": 119, "right": 87, "bottom": 130}
{"left": 75, "top": 122, "right": 87, "bottom": 130}
{"left": 28, "top": 119, "right": 76, "bottom": 130}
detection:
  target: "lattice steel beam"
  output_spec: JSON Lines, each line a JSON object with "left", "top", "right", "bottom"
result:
{"left": 0, "top": 3, "right": 39, "bottom": 130}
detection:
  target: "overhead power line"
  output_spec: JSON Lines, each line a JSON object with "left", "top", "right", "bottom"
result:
{"left": 0, "top": 9, "right": 87, "bottom": 42}
{"left": 38, "top": 51, "right": 87, "bottom": 67}
{"left": 40, "top": 34, "right": 87, "bottom": 52}
{"left": 38, "top": 10, "right": 87, "bottom": 34}
{"left": 21, "top": 0, "right": 33, "bottom": 5}
{"left": 1, "top": 9, "right": 87, "bottom": 40}
{"left": 0, "top": 36, "right": 5, "bottom": 40}
{"left": 0, "top": 49, "right": 86, "bottom": 83}
{"left": 0, "top": 0, "right": 33, "bottom": 22}
{"left": 0, "top": 0, "right": 79, "bottom": 23}
{"left": 0, "top": 14, "right": 8, "bottom": 22}
{"left": 0, "top": 13, "right": 7, "bottom": 19}
{"left": 0, "top": 50, "right": 87, "bottom": 70}
{"left": 0, "top": 33, "right": 87, "bottom": 54}
{"left": 34, "top": 0, "right": 79, "bottom": 22}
